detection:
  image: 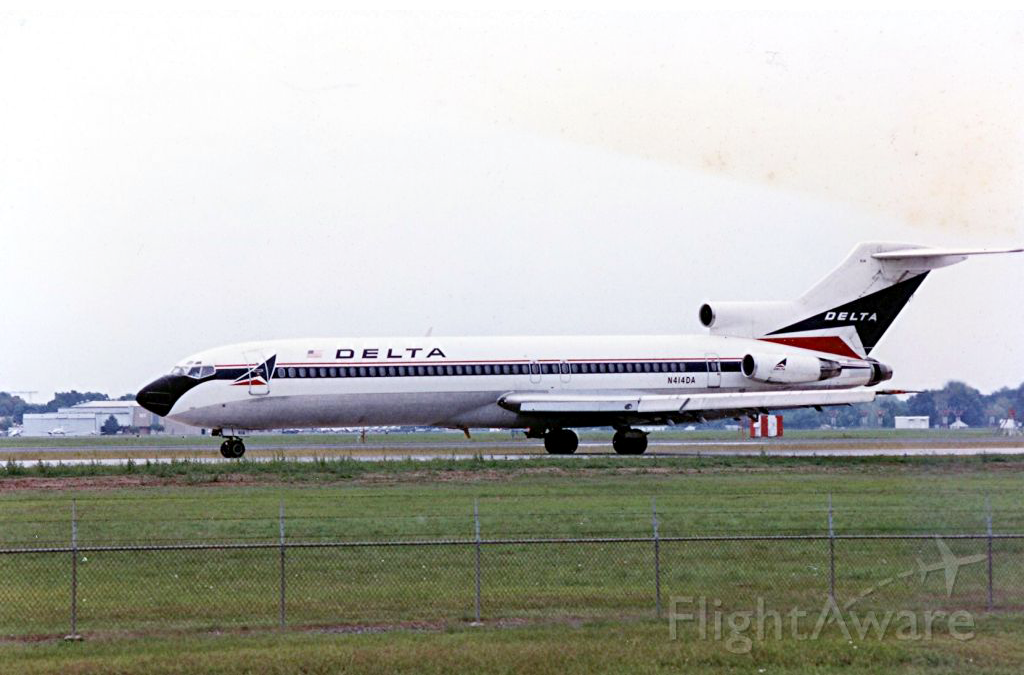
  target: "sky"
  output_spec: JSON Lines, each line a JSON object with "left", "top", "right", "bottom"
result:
{"left": 1, "top": 9, "right": 1022, "bottom": 402}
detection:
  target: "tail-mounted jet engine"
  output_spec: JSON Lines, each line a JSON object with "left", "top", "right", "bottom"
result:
{"left": 698, "top": 301, "right": 800, "bottom": 340}
{"left": 741, "top": 353, "right": 842, "bottom": 384}
{"left": 866, "top": 359, "right": 893, "bottom": 387}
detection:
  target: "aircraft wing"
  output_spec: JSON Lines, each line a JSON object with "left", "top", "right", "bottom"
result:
{"left": 498, "top": 388, "right": 877, "bottom": 423}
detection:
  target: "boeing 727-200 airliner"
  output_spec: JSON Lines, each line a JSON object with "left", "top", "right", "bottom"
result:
{"left": 136, "top": 242, "right": 1020, "bottom": 458}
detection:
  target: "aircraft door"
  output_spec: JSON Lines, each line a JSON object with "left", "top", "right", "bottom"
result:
{"left": 559, "top": 359, "right": 571, "bottom": 386}
{"left": 706, "top": 354, "right": 721, "bottom": 389}
{"left": 242, "top": 349, "right": 275, "bottom": 396}
{"left": 529, "top": 360, "right": 541, "bottom": 384}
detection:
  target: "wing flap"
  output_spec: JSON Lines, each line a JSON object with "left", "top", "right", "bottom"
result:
{"left": 508, "top": 394, "right": 642, "bottom": 414}
{"left": 501, "top": 389, "right": 876, "bottom": 416}
{"left": 661, "top": 389, "right": 876, "bottom": 412}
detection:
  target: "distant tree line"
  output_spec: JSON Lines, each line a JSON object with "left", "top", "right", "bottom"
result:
{"left": 776, "top": 380, "right": 1024, "bottom": 429}
{"left": 1, "top": 382, "right": 1022, "bottom": 432}
{"left": 0, "top": 391, "right": 136, "bottom": 429}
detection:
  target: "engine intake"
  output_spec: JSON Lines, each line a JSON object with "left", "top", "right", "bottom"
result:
{"left": 698, "top": 303, "right": 716, "bottom": 327}
{"left": 741, "top": 353, "right": 842, "bottom": 384}
{"left": 698, "top": 301, "right": 801, "bottom": 339}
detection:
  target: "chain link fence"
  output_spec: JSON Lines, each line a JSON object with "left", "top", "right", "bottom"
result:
{"left": 1, "top": 502, "right": 1023, "bottom": 639}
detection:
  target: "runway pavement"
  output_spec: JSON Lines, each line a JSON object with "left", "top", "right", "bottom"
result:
{"left": 2, "top": 441, "right": 1023, "bottom": 469}
{"left": 1, "top": 435, "right": 1021, "bottom": 455}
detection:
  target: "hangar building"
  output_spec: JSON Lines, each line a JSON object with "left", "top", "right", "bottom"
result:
{"left": 22, "top": 401, "right": 203, "bottom": 436}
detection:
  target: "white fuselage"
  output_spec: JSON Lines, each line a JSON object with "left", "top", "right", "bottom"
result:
{"left": 154, "top": 334, "right": 875, "bottom": 431}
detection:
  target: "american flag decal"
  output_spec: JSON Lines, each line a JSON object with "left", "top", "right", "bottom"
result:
{"left": 306, "top": 349, "right": 322, "bottom": 359}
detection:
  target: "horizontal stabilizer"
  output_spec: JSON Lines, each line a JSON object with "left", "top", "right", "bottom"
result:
{"left": 872, "top": 246, "right": 1023, "bottom": 259}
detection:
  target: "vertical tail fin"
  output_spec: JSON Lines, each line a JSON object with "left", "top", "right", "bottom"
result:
{"left": 700, "top": 242, "right": 1021, "bottom": 357}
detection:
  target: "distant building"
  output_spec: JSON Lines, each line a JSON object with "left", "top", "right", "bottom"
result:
{"left": 23, "top": 413, "right": 98, "bottom": 436}
{"left": 22, "top": 400, "right": 205, "bottom": 436}
{"left": 894, "top": 416, "right": 930, "bottom": 429}
{"left": 999, "top": 418, "right": 1021, "bottom": 436}
{"left": 950, "top": 419, "right": 969, "bottom": 430}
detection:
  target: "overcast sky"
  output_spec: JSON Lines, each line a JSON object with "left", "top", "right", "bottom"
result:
{"left": 1, "top": 9, "right": 1022, "bottom": 402}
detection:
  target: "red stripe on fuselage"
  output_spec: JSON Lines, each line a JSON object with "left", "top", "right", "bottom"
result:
{"left": 757, "top": 336, "right": 862, "bottom": 359}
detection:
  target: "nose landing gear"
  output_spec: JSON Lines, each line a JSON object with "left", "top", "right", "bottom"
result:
{"left": 219, "top": 437, "right": 246, "bottom": 459}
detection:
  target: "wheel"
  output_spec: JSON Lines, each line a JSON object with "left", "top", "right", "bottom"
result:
{"left": 221, "top": 438, "right": 246, "bottom": 459}
{"left": 612, "top": 429, "right": 648, "bottom": 455}
{"left": 543, "top": 429, "right": 579, "bottom": 455}
{"left": 633, "top": 432, "right": 648, "bottom": 454}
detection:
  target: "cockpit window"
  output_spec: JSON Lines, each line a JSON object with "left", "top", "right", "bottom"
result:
{"left": 177, "top": 364, "right": 215, "bottom": 379}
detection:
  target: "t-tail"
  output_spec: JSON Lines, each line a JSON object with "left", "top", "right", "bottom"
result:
{"left": 699, "top": 242, "right": 1022, "bottom": 359}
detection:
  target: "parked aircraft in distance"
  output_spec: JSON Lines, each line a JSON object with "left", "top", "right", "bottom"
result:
{"left": 46, "top": 427, "right": 66, "bottom": 436}
{"left": 137, "top": 243, "right": 1021, "bottom": 458}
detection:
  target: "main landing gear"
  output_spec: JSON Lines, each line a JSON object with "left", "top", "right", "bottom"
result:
{"left": 530, "top": 427, "right": 648, "bottom": 455}
{"left": 219, "top": 436, "right": 246, "bottom": 459}
{"left": 612, "top": 428, "right": 648, "bottom": 455}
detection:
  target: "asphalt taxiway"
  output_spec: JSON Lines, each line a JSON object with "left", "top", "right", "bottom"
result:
{"left": 2, "top": 438, "right": 1022, "bottom": 469}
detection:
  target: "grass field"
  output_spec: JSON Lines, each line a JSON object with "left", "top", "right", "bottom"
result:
{"left": 3, "top": 617, "right": 1023, "bottom": 674}
{"left": 1, "top": 452, "right": 1023, "bottom": 672}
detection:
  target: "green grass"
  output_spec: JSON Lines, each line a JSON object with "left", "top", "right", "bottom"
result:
{"left": 3, "top": 455, "right": 1024, "bottom": 542}
{"left": 1, "top": 455, "right": 1023, "bottom": 672}
{"left": 2, "top": 450, "right": 1024, "bottom": 480}
{"left": 2, "top": 617, "right": 1023, "bottom": 673}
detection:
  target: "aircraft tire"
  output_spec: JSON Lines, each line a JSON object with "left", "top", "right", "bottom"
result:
{"left": 612, "top": 430, "right": 648, "bottom": 455}
{"left": 221, "top": 438, "right": 246, "bottom": 459}
{"left": 543, "top": 429, "right": 579, "bottom": 455}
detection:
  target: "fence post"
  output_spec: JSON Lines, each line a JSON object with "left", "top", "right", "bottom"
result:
{"left": 986, "top": 496, "right": 993, "bottom": 611}
{"left": 279, "top": 500, "right": 286, "bottom": 630}
{"left": 827, "top": 493, "right": 836, "bottom": 603}
{"left": 652, "top": 498, "right": 661, "bottom": 618}
{"left": 473, "top": 498, "right": 482, "bottom": 623}
{"left": 65, "top": 499, "right": 81, "bottom": 641}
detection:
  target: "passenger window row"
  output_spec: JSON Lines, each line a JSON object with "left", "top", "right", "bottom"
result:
{"left": 274, "top": 361, "right": 734, "bottom": 379}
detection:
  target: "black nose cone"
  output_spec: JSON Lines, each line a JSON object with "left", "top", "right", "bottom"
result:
{"left": 137, "top": 377, "right": 174, "bottom": 417}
